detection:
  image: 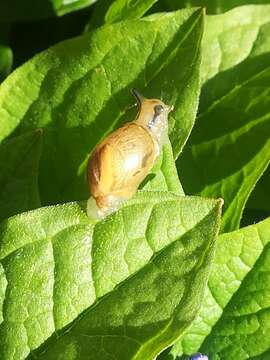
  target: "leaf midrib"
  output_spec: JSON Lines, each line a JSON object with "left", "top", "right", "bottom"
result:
{"left": 133, "top": 207, "right": 219, "bottom": 360}
{"left": 26, "top": 201, "right": 218, "bottom": 358}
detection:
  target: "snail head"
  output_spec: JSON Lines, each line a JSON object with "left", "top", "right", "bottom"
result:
{"left": 131, "top": 88, "right": 173, "bottom": 143}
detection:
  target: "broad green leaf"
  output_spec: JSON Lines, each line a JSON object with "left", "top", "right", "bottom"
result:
{"left": 0, "top": 8, "right": 202, "bottom": 205}
{"left": 177, "top": 5, "right": 270, "bottom": 233}
{"left": 0, "top": 0, "right": 97, "bottom": 21}
{"left": 0, "top": 130, "right": 42, "bottom": 222}
{"left": 0, "top": 45, "right": 12, "bottom": 82}
{"left": 201, "top": 5, "right": 270, "bottom": 83}
{"left": 159, "top": 0, "right": 270, "bottom": 14}
{"left": 169, "top": 216, "right": 270, "bottom": 358}
{"left": 200, "top": 218, "right": 270, "bottom": 359}
{"left": 0, "top": 192, "right": 222, "bottom": 359}
{"left": 86, "top": 0, "right": 157, "bottom": 30}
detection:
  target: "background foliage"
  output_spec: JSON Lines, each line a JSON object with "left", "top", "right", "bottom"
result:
{"left": 0, "top": 0, "right": 270, "bottom": 359}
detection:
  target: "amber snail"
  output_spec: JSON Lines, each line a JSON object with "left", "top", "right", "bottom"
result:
{"left": 87, "top": 89, "right": 173, "bottom": 219}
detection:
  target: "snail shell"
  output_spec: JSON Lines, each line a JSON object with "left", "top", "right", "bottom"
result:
{"left": 87, "top": 89, "right": 172, "bottom": 219}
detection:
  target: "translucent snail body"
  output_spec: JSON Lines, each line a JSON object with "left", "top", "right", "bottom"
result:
{"left": 87, "top": 89, "right": 172, "bottom": 219}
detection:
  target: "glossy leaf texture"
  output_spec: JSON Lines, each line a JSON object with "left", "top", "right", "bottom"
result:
{"left": 0, "top": 130, "right": 42, "bottom": 222}
{"left": 176, "top": 5, "right": 270, "bottom": 233}
{"left": 0, "top": 8, "right": 203, "bottom": 205}
{"left": 0, "top": 192, "right": 222, "bottom": 360}
{"left": 168, "top": 216, "right": 270, "bottom": 358}
{"left": 87, "top": 0, "right": 157, "bottom": 30}
{"left": 0, "top": 0, "right": 97, "bottom": 21}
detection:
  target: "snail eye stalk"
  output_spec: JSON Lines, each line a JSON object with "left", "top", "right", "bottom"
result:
{"left": 154, "top": 104, "right": 164, "bottom": 115}
{"left": 131, "top": 88, "right": 145, "bottom": 105}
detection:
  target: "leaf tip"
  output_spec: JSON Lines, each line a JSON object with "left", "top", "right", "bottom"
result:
{"left": 217, "top": 197, "right": 224, "bottom": 208}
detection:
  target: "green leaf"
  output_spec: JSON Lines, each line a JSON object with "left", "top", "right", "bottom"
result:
{"left": 200, "top": 219, "right": 270, "bottom": 359}
{"left": 0, "top": 0, "right": 97, "bottom": 21}
{"left": 53, "top": 0, "right": 97, "bottom": 17}
{"left": 0, "top": 130, "right": 42, "bottom": 222}
{"left": 142, "top": 142, "right": 184, "bottom": 194}
{"left": 0, "top": 45, "right": 12, "bottom": 82}
{"left": 105, "top": 0, "right": 158, "bottom": 23}
{"left": 0, "top": 8, "right": 203, "bottom": 205}
{"left": 86, "top": 0, "right": 157, "bottom": 31}
{"left": 159, "top": 0, "right": 270, "bottom": 14}
{"left": 201, "top": 5, "right": 270, "bottom": 83}
{"left": 169, "top": 216, "right": 270, "bottom": 358}
{"left": 0, "top": 192, "right": 222, "bottom": 359}
{"left": 176, "top": 5, "right": 270, "bottom": 233}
